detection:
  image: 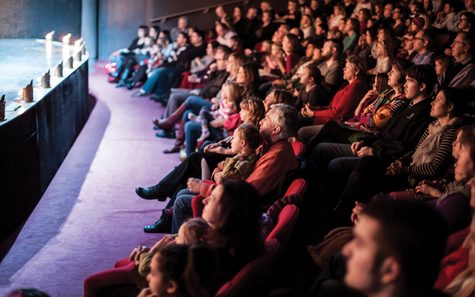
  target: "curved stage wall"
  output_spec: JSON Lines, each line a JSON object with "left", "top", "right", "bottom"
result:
{"left": 0, "top": 39, "right": 91, "bottom": 245}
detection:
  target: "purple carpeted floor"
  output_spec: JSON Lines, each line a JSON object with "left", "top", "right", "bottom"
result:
{"left": 0, "top": 64, "right": 181, "bottom": 296}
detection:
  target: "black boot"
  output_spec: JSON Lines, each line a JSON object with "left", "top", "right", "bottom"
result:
{"left": 135, "top": 184, "right": 167, "bottom": 201}
{"left": 144, "top": 210, "right": 172, "bottom": 233}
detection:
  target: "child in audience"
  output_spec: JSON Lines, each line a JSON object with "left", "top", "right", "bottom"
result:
{"left": 134, "top": 217, "right": 209, "bottom": 277}
{"left": 189, "top": 123, "right": 262, "bottom": 190}
{"left": 138, "top": 244, "right": 217, "bottom": 297}
{"left": 367, "top": 40, "right": 391, "bottom": 75}
{"left": 189, "top": 82, "right": 241, "bottom": 145}
{"left": 262, "top": 42, "right": 286, "bottom": 77}
{"left": 211, "top": 123, "right": 262, "bottom": 183}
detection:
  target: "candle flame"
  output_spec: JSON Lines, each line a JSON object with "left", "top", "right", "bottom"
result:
{"left": 45, "top": 31, "right": 55, "bottom": 40}
{"left": 62, "top": 33, "right": 72, "bottom": 44}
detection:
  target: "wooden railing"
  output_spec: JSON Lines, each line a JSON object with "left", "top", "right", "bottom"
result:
{"left": 150, "top": 0, "right": 249, "bottom": 23}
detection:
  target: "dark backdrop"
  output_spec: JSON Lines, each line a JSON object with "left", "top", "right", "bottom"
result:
{"left": 97, "top": 0, "right": 287, "bottom": 60}
{"left": 0, "top": 0, "right": 81, "bottom": 40}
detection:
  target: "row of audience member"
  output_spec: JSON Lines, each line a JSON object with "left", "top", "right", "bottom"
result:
{"left": 86, "top": 0, "right": 475, "bottom": 297}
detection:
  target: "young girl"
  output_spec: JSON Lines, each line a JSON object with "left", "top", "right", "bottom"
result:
{"left": 261, "top": 42, "right": 285, "bottom": 77}
{"left": 190, "top": 123, "right": 262, "bottom": 189}
{"left": 368, "top": 40, "right": 391, "bottom": 75}
{"left": 136, "top": 217, "right": 209, "bottom": 277}
{"left": 139, "top": 244, "right": 217, "bottom": 297}
{"left": 189, "top": 83, "right": 241, "bottom": 146}
{"left": 212, "top": 123, "right": 262, "bottom": 184}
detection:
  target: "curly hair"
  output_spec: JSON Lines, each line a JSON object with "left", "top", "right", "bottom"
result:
{"left": 240, "top": 98, "right": 265, "bottom": 126}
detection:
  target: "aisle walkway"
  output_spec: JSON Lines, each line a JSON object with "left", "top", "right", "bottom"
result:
{"left": 0, "top": 65, "right": 179, "bottom": 296}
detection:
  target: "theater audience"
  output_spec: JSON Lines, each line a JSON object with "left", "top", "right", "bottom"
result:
{"left": 91, "top": 2, "right": 475, "bottom": 296}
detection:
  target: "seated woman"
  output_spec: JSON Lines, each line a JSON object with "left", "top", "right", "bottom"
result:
{"left": 407, "top": 124, "right": 475, "bottom": 230}
{"left": 387, "top": 121, "right": 473, "bottom": 233}
{"left": 385, "top": 88, "right": 468, "bottom": 194}
{"left": 298, "top": 55, "right": 369, "bottom": 143}
{"left": 201, "top": 180, "right": 264, "bottom": 288}
{"left": 306, "top": 58, "right": 409, "bottom": 147}
{"left": 139, "top": 180, "right": 265, "bottom": 297}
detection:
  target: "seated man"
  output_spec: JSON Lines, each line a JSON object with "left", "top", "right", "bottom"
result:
{"left": 342, "top": 198, "right": 448, "bottom": 297}
{"left": 140, "top": 104, "right": 299, "bottom": 233}
{"left": 446, "top": 32, "right": 475, "bottom": 90}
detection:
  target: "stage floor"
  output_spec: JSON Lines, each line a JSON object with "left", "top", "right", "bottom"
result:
{"left": 0, "top": 39, "right": 64, "bottom": 106}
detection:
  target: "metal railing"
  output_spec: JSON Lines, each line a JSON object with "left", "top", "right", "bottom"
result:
{"left": 150, "top": 0, "right": 249, "bottom": 23}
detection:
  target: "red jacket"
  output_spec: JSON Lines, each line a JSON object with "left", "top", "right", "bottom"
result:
{"left": 200, "top": 140, "right": 298, "bottom": 198}
{"left": 313, "top": 78, "right": 368, "bottom": 125}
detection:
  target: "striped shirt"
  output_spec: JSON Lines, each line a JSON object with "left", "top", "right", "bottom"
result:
{"left": 402, "top": 121, "right": 456, "bottom": 179}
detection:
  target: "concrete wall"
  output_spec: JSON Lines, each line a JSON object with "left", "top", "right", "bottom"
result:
{"left": 0, "top": 0, "right": 82, "bottom": 40}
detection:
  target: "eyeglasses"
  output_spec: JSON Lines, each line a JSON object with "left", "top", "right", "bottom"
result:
{"left": 460, "top": 17, "right": 468, "bottom": 21}
{"left": 452, "top": 40, "right": 466, "bottom": 46}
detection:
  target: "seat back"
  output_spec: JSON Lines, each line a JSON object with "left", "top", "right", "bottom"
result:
{"left": 265, "top": 205, "right": 300, "bottom": 250}
{"left": 283, "top": 178, "right": 307, "bottom": 198}
{"left": 192, "top": 194, "right": 205, "bottom": 218}
{"left": 215, "top": 239, "right": 280, "bottom": 297}
{"left": 290, "top": 140, "right": 305, "bottom": 158}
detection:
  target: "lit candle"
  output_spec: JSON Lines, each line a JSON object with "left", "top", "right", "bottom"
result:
{"left": 45, "top": 31, "right": 54, "bottom": 41}
{"left": 45, "top": 31, "right": 54, "bottom": 68}
{"left": 63, "top": 34, "right": 72, "bottom": 60}
{"left": 62, "top": 33, "right": 71, "bottom": 45}
{"left": 74, "top": 38, "right": 83, "bottom": 49}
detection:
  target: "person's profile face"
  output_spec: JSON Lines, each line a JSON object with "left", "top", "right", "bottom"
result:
{"left": 454, "top": 143, "right": 475, "bottom": 182}
{"left": 342, "top": 215, "right": 383, "bottom": 294}
{"left": 147, "top": 254, "right": 170, "bottom": 297}
{"left": 138, "top": 28, "right": 146, "bottom": 38}
{"left": 236, "top": 67, "right": 247, "bottom": 84}
{"left": 202, "top": 186, "right": 223, "bottom": 226}
{"left": 403, "top": 76, "right": 421, "bottom": 100}
{"left": 263, "top": 92, "right": 276, "bottom": 112}
{"left": 387, "top": 66, "right": 401, "bottom": 88}
{"left": 259, "top": 109, "right": 275, "bottom": 136}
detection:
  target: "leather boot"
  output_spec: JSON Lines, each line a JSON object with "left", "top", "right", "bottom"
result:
{"left": 157, "top": 104, "right": 187, "bottom": 130}
{"left": 144, "top": 209, "right": 172, "bottom": 233}
{"left": 163, "top": 120, "right": 185, "bottom": 154}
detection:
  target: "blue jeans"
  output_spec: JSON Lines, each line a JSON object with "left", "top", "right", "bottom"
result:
{"left": 182, "top": 95, "right": 212, "bottom": 116}
{"left": 163, "top": 88, "right": 192, "bottom": 118}
{"left": 142, "top": 67, "right": 167, "bottom": 94}
{"left": 171, "top": 188, "right": 195, "bottom": 233}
